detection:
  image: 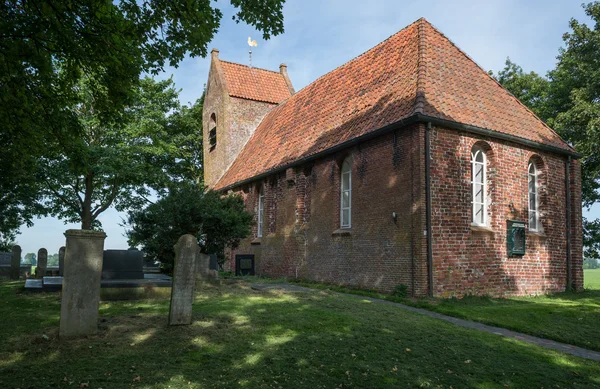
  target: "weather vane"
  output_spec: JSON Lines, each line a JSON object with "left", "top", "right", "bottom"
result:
{"left": 248, "top": 37, "right": 258, "bottom": 68}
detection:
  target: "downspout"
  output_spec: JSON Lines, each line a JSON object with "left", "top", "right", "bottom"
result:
{"left": 565, "top": 156, "right": 572, "bottom": 291}
{"left": 425, "top": 122, "right": 434, "bottom": 297}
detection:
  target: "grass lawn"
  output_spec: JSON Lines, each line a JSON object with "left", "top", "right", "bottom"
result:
{"left": 585, "top": 268, "right": 600, "bottom": 289}
{"left": 291, "top": 274, "right": 600, "bottom": 353}
{"left": 1, "top": 280, "right": 600, "bottom": 388}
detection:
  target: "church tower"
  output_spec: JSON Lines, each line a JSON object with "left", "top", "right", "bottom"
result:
{"left": 202, "top": 49, "right": 294, "bottom": 188}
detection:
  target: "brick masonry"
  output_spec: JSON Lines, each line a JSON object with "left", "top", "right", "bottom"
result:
{"left": 222, "top": 122, "right": 582, "bottom": 297}
{"left": 203, "top": 50, "right": 279, "bottom": 188}
{"left": 428, "top": 126, "right": 582, "bottom": 297}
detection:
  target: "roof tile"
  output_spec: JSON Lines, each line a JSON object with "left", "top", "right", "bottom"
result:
{"left": 220, "top": 61, "right": 291, "bottom": 104}
{"left": 215, "top": 18, "right": 574, "bottom": 190}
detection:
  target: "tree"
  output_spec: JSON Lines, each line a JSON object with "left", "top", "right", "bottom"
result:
{"left": 24, "top": 253, "right": 37, "bottom": 266}
{"left": 492, "top": 2, "right": 600, "bottom": 259}
{"left": 126, "top": 185, "right": 253, "bottom": 273}
{"left": 47, "top": 253, "right": 59, "bottom": 267}
{"left": 0, "top": 237, "right": 16, "bottom": 253}
{"left": 0, "top": 0, "right": 285, "bottom": 234}
{"left": 493, "top": 59, "right": 551, "bottom": 122}
{"left": 547, "top": 2, "right": 600, "bottom": 208}
{"left": 38, "top": 76, "right": 203, "bottom": 230}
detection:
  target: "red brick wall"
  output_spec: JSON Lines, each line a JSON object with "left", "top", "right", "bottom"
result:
{"left": 225, "top": 123, "right": 583, "bottom": 298}
{"left": 429, "top": 126, "right": 582, "bottom": 297}
{"left": 229, "top": 124, "right": 428, "bottom": 295}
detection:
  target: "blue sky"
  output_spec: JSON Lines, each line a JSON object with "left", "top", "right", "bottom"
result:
{"left": 17, "top": 0, "right": 598, "bottom": 256}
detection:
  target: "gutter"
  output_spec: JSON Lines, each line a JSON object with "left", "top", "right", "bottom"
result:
{"left": 218, "top": 114, "right": 581, "bottom": 192}
{"left": 425, "top": 122, "right": 434, "bottom": 297}
{"left": 565, "top": 156, "right": 572, "bottom": 291}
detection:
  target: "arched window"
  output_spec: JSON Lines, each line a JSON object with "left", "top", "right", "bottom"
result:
{"left": 209, "top": 113, "right": 217, "bottom": 151}
{"left": 257, "top": 185, "right": 265, "bottom": 237}
{"left": 471, "top": 147, "right": 487, "bottom": 226}
{"left": 528, "top": 162, "right": 539, "bottom": 231}
{"left": 340, "top": 158, "right": 352, "bottom": 228}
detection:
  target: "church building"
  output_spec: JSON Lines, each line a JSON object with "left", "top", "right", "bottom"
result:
{"left": 203, "top": 18, "right": 583, "bottom": 297}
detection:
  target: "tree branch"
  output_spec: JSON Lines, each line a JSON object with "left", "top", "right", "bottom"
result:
{"left": 44, "top": 178, "right": 81, "bottom": 215}
{"left": 92, "top": 179, "right": 119, "bottom": 218}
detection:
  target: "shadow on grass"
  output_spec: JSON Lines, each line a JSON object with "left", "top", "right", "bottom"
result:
{"left": 1, "top": 279, "right": 600, "bottom": 388}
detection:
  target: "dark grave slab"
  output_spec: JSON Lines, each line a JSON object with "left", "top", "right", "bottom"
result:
{"left": 24, "top": 273, "right": 172, "bottom": 292}
{"left": 0, "top": 252, "right": 11, "bottom": 266}
{"left": 25, "top": 279, "right": 43, "bottom": 290}
{"left": 102, "top": 249, "right": 144, "bottom": 280}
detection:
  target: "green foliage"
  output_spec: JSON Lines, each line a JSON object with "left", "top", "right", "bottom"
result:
{"left": 37, "top": 76, "right": 204, "bottom": 229}
{"left": 0, "top": 236, "right": 16, "bottom": 253}
{"left": 0, "top": 0, "right": 285, "bottom": 235}
{"left": 392, "top": 283, "right": 408, "bottom": 298}
{"left": 492, "top": 2, "right": 600, "bottom": 258}
{"left": 126, "top": 185, "right": 253, "bottom": 273}
{"left": 494, "top": 58, "right": 551, "bottom": 121}
{"left": 47, "top": 253, "right": 59, "bottom": 267}
{"left": 584, "top": 257, "right": 599, "bottom": 269}
{"left": 24, "top": 253, "right": 37, "bottom": 266}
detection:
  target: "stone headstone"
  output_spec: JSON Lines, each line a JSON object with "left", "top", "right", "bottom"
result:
{"left": 10, "top": 245, "right": 21, "bottom": 280}
{"left": 169, "top": 235, "right": 199, "bottom": 326}
{"left": 36, "top": 248, "right": 48, "bottom": 279}
{"left": 59, "top": 230, "right": 107, "bottom": 338}
{"left": 196, "top": 253, "right": 219, "bottom": 285}
{"left": 58, "top": 246, "right": 66, "bottom": 276}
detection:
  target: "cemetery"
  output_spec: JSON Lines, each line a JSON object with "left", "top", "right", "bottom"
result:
{"left": 2, "top": 1, "right": 600, "bottom": 388}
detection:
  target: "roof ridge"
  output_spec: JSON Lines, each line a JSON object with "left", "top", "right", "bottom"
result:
{"left": 219, "top": 60, "right": 282, "bottom": 75}
{"left": 421, "top": 20, "right": 573, "bottom": 151}
{"left": 413, "top": 18, "right": 428, "bottom": 114}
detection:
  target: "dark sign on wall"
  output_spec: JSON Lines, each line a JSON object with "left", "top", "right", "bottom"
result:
{"left": 235, "top": 254, "right": 255, "bottom": 276}
{"left": 507, "top": 220, "right": 526, "bottom": 256}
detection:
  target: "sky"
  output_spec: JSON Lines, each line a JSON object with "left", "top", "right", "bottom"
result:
{"left": 16, "top": 0, "right": 598, "bottom": 256}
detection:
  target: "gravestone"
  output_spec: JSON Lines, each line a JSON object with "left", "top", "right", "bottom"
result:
{"left": 101, "top": 249, "right": 144, "bottom": 279}
{"left": 196, "top": 253, "right": 219, "bottom": 285}
{"left": 10, "top": 245, "right": 21, "bottom": 280}
{"left": 59, "top": 229, "right": 107, "bottom": 338}
{"left": 58, "top": 246, "right": 66, "bottom": 276}
{"left": 37, "top": 248, "right": 48, "bottom": 279}
{"left": 169, "top": 234, "right": 199, "bottom": 326}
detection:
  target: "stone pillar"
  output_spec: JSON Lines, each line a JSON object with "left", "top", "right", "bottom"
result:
{"left": 37, "top": 248, "right": 48, "bottom": 278}
{"left": 59, "top": 229, "right": 107, "bottom": 338}
{"left": 58, "top": 246, "right": 66, "bottom": 276}
{"left": 10, "top": 245, "right": 21, "bottom": 280}
{"left": 169, "top": 235, "right": 199, "bottom": 326}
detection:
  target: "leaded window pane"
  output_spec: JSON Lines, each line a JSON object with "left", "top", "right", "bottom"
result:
{"left": 475, "top": 204, "right": 484, "bottom": 224}
{"left": 342, "top": 172, "right": 350, "bottom": 191}
{"left": 342, "top": 209, "right": 350, "bottom": 227}
{"left": 342, "top": 191, "right": 350, "bottom": 208}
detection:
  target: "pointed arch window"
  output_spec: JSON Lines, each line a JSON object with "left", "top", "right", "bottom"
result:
{"left": 471, "top": 147, "right": 487, "bottom": 226}
{"left": 340, "top": 158, "right": 352, "bottom": 229}
{"left": 257, "top": 185, "right": 265, "bottom": 237}
{"left": 528, "top": 163, "right": 539, "bottom": 231}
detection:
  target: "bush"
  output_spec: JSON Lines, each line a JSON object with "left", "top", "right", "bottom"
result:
{"left": 392, "top": 284, "right": 408, "bottom": 298}
{"left": 126, "top": 184, "right": 253, "bottom": 273}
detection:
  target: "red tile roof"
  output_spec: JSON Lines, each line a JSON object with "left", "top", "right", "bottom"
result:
{"left": 220, "top": 61, "right": 292, "bottom": 104}
{"left": 215, "top": 18, "right": 574, "bottom": 190}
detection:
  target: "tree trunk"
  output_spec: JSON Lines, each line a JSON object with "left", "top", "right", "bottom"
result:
{"left": 81, "top": 173, "right": 94, "bottom": 230}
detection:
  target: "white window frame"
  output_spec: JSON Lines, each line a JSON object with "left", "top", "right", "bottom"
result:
{"left": 528, "top": 162, "right": 539, "bottom": 231}
{"left": 257, "top": 185, "right": 265, "bottom": 237}
{"left": 340, "top": 159, "right": 352, "bottom": 229}
{"left": 471, "top": 147, "right": 487, "bottom": 226}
